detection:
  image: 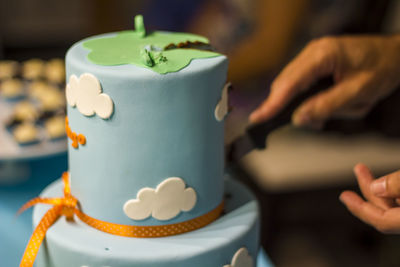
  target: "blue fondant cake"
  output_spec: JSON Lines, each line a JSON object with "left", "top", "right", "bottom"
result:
{"left": 29, "top": 19, "right": 260, "bottom": 267}
{"left": 34, "top": 178, "right": 260, "bottom": 267}
{"left": 65, "top": 34, "right": 228, "bottom": 225}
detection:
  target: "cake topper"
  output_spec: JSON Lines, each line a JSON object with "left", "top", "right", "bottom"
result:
{"left": 135, "top": 14, "right": 146, "bottom": 38}
{"left": 82, "top": 15, "right": 222, "bottom": 74}
{"left": 140, "top": 46, "right": 167, "bottom": 67}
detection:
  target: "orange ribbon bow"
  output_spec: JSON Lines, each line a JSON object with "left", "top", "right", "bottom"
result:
{"left": 18, "top": 172, "right": 77, "bottom": 267}
{"left": 19, "top": 172, "right": 224, "bottom": 267}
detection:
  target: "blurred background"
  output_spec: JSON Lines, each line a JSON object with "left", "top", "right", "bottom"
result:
{"left": 2, "top": 0, "right": 400, "bottom": 266}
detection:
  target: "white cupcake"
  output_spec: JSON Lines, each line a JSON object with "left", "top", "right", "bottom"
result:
{"left": 0, "top": 78, "right": 24, "bottom": 99}
{"left": 0, "top": 60, "right": 18, "bottom": 80}
{"left": 13, "top": 101, "right": 39, "bottom": 122}
{"left": 22, "top": 59, "right": 44, "bottom": 80}
{"left": 45, "top": 116, "right": 66, "bottom": 139}
{"left": 44, "top": 59, "right": 65, "bottom": 83}
{"left": 13, "top": 122, "right": 39, "bottom": 144}
{"left": 28, "top": 80, "right": 50, "bottom": 100}
{"left": 38, "top": 87, "right": 65, "bottom": 112}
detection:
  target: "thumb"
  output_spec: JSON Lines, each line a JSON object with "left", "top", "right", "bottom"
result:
{"left": 370, "top": 170, "right": 400, "bottom": 198}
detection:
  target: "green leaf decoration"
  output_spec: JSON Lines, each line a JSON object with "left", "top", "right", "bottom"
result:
{"left": 82, "top": 30, "right": 222, "bottom": 74}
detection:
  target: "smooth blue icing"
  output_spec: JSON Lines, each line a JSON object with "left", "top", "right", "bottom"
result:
{"left": 34, "top": 178, "right": 260, "bottom": 267}
{"left": 66, "top": 32, "right": 228, "bottom": 225}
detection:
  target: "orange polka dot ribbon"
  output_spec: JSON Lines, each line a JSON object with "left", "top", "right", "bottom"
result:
{"left": 19, "top": 172, "right": 224, "bottom": 267}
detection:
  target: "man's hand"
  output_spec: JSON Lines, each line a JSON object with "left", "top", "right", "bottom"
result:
{"left": 340, "top": 164, "right": 400, "bottom": 234}
{"left": 250, "top": 35, "right": 400, "bottom": 128}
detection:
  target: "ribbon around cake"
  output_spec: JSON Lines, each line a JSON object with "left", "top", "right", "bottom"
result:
{"left": 18, "top": 172, "right": 224, "bottom": 267}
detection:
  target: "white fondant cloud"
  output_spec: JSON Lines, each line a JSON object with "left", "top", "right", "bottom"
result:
{"left": 223, "top": 248, "right": 254, "bottom": 267}
{"left": 123, "top": 177, "right": 197, "bottom": 221}
{"left": 66, "top": 73, "right": 114, "bottom": 119}
{"left": 215, "top": 83, "right": 230, "bottom": 121}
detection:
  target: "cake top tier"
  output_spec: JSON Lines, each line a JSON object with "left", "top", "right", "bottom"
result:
{"left": 82, "top": 15, "right": 222, "bottom": 74}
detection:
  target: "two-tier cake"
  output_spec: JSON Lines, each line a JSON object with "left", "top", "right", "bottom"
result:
{"left": 21, "top": 15, "right": 260, "bottom": 267}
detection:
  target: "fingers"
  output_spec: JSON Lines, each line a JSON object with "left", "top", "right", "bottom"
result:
{"left": 371, "top": 170, "right": 400, "bottom": 198}
{"left": 353, "top": 163, "right": 374, "bottom": 200}
{"left": 353, "top": 163, "right": 394, "bottom": 210}
{"left": 341, "top": 164, "right": 400, "bottom": 234}
{"left": 354, "top": 163, "right": 374, "bottom": 197}
{"left": 340, "top": 191, "right": 400, "bottom": 234}
{"left": 340, "top": 190, "right": 385, "bottom": 227}
{"left": 291, "top": 72, "right": 372, "bottom": 128}
{"left": 249, "top": 37, "right": 339, "bottom": 124}
{"left": 331, "top": 101, "right": 374, "bottom": 118}
{"left": 377, "top": 208, "right": 400, "bottom": 234}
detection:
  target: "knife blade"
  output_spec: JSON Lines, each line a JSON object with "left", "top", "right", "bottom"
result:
{"left": 226, "top": 76, "right": 333, "bottom": 162}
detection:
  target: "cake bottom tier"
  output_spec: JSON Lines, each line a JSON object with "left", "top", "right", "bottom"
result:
{"left": 33, "top": 178, "right": 260, "bottom": 267}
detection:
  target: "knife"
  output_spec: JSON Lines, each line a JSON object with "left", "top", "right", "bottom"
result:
{"left": 226, "top": 76, "right": 333, "bottom": 162}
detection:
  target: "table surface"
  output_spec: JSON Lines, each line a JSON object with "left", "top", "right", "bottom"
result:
{"left": 0, "top": 154, "right": 273, "bottom": 267}
{"left": 240, "top": 125, "right": 400, "bottom": 192}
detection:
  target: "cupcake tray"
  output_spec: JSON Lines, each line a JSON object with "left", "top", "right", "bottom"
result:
{"left": 0, "top": 98, "right": 67, "bottom": 161}
{"left": 0, "top": 59, "right": 67, "bottom": 162}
